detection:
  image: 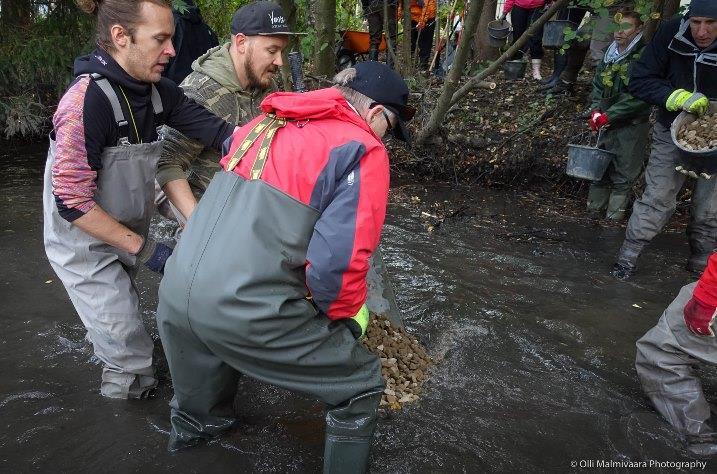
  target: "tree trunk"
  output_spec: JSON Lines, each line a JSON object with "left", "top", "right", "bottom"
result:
{"left": 449, "top": 0, "right": 570, "bottom": 108}
{"left": 400, "top": 0, "right": 413, "bottom": 74}
{"left": 1, "top": 0, "right": 33, "bottom": 27}
{"left": 473, "top": 0, "right": 498, "bottom": 62}
{"left": 315, "top": 0, "right": 336, "bottom": 77}
{"left": 278, "top": 0, "right": 299, "bottom": 90}
{"left": 415, "top": 0, "right": 484, "bottom": 146}
{"left": 644, "top": 0, "right": 681, "bottom": 41}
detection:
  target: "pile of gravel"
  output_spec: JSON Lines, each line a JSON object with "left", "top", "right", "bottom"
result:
{"left": 362, "top": 314, "right": 432, "bottom": 410}
{"left": 678, "top": 113, "right": 717, "bottom": 151}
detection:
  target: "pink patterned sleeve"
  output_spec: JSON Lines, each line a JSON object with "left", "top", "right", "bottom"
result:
{"left": 51, "top": 77, "right": 97, "bottom": 220}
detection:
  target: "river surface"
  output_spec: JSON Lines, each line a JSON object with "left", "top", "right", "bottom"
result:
{"left": 1, "top": 141, "right": 712, "bottom": 473}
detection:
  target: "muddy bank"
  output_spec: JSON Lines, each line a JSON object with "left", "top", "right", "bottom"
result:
{"left": 392, "top": 73, "right": 600, "bottom": 188}
{"left": 1, "top": 141, "right": 714, "bottom": 473}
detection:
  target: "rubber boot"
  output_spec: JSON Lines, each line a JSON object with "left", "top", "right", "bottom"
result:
{"left": 531, "top": 59, "right": 543, "bottom": 80}
{"left": 101, "top": 371, "right": 157, "bottom": 399}
{"left": 540, "top": 50, "right": 567, "bottom": 86}
{"left": 167, "top": 405, "right": 236, "bottom": 452}
{"left": 368, "top": 47, "right": 379, "bottom": 62}
{"left": 547, "top": 79, "right": 573, "bottom": 96}
{"left": 606, "top": 191, "right": 630, "bottom": 221}
{"left": 586, "top": 185, "right": 610, "bottom": 214}
{"left": 687, "top": 240, "right": 714, "bottom": 275}
{"left": 323, "top": 390, "right": 382, "bottom": 474}
{"left": 612, "top": 240, "right": 644, "bottom": 281}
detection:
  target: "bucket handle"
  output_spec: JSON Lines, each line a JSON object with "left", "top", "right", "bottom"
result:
{"left": 595, "top": 127, "right": 605, "bottom": 147}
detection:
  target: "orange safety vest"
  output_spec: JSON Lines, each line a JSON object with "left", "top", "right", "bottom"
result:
{"left": 397, "top": 0, "right": 437, "bottom": 25}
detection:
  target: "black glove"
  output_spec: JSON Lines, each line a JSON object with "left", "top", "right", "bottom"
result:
{"left": 136, "top": 238, "right": 173, "bottom": 274}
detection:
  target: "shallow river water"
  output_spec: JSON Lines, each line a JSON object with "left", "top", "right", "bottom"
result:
{"left": 1, "top": 142, "right": 712, "bottom": 472}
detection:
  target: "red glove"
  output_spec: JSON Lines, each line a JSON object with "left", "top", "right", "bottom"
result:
{"left": 588, "top": 110, "right": 609, "bottom": 131}
{"left": 684, "top": 295, "right": 717, "bottom": 337}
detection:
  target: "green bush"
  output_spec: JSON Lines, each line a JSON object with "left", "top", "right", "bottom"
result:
{"left": 0, "top": 6, "right": 93, "bottom": 138}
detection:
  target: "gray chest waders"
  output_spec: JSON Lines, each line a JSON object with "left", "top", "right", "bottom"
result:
{"left": 156, "top": 115, "right": 384, "bottom": 473}
{"left": 42, "top": 74, "right": 163, "bottom": 399}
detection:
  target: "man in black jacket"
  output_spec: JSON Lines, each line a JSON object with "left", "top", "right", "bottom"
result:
{"left": 612, "top": 0, "right": 717, "bottom": 280}
{"left": 162, "top": 0, "right": 219, "bottom": 84}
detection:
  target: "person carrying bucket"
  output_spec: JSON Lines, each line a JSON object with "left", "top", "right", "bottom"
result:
{"left": 155, "top": 61, "right": 415, "bottom": 472}
{"left": 612, "top": 0, "right": 717, "bottom": 280}
{"left": 584, "top": 9, "right": 649, "bottom": 221}
{"left": 500, "top": 0, "right": 546, "bottom": 80}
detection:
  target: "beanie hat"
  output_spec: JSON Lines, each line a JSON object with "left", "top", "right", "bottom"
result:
{"left": 689, "top": 0, "right": 717, "bottom": 19}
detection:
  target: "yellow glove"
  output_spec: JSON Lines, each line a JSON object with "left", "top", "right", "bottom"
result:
{"left": 345, "top": 304, "right": 370, "bottom": 339}
{"left": 666, "top": 89, "right": 710, "bottom": 115}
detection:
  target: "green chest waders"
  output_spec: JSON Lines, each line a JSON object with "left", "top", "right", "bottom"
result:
{"left": 157, "top": 115, "right": 384, "bottom": 473}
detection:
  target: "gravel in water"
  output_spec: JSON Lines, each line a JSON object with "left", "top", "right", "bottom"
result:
{"left": 362, "top": 314, "right": 432, "bottom": 410}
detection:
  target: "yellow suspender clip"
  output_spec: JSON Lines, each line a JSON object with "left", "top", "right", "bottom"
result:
{"left": 225, "top": 114, "right": 286, "bottom": 178}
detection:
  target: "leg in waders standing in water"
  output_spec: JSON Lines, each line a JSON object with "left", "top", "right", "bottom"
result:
{"left": 43, "top": 0, "right": 235, "bottom": 399}
{"left": 156, "top": 61, "right": 415, "bottom": 472}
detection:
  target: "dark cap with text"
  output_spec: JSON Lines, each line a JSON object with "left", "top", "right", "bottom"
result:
{"left": 231, "top": 1, "right": 296, "bottom": 36}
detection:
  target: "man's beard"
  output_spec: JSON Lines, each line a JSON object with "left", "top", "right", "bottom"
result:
{"left": 244, "top": 55, "right": 277, "bottom": 91}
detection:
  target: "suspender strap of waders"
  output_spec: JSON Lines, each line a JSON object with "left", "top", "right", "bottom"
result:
{"left": 88, "top": 73, "right": 165, "bottom": 144}
{"left": 90, "top": 73, "right": 130, "bottom": 143}
{"left": 225, "top": 114, "right": 286, "bottom": 179}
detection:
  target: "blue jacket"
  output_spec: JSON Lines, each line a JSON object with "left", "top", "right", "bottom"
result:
{"left": 628, "top": 17, "right": 717, "bottom": 127}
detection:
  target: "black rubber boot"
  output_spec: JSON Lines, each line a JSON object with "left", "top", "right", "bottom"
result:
{"left": 547, "top": 79, "right": 574, "bottom": 96}
{"left": 540, "top": 50, "right": 567, "bottom": 86}
{"left": 323, "top": 390, "right": 382, "bottom": 474}
{"left": 686, "top": 242, "right": 714, "bottom": 275}
{"left": 167, "top": 406, "right": 236, "bottom": 452}
{"left": 612, "top": 240, "right": 644, "bottom": 281}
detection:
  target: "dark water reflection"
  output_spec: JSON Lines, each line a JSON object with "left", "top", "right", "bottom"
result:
{"left": 0, "top": 142, "right": 712, "bottom": 472}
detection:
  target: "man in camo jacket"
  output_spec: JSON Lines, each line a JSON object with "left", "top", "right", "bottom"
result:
{"left": 157, "top": 1, "right": 295, "bottom": 219}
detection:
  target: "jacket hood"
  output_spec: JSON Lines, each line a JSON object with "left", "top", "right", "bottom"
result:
{"left": 73, "top": 47, "right": 152, "bottom": 96}
{"left": 261, "top": 88, "right": 378, "bottom": 137}
{"left": 175, "top": 1, "right": 203, "bottom": 24}
{"left": 192, "top": 43, "right": 255, "bottom": 96}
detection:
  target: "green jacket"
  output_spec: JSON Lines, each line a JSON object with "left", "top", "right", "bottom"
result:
{"left": 590, "top": 38, "right": 650, "bottom": 127}
{"left": 157, "top": 43, "right": 276, "bottom": 192}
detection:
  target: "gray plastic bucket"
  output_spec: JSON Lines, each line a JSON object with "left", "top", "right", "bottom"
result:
{"left": 542, "top": 20, "right": 574, "bottom": 49}
{"left": 487, "top": 20, "right": 511, "bottom": 48}
{"left": 671, "top": 101, "right": 717, "bottom": 175}
{"left": 566, "top": 144, "right": 615, "bottom": 181}
{"left": 503, "top": 60, "right": 526, "bottom": 80}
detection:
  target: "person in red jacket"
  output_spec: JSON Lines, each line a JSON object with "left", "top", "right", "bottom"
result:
{"left": 156, "top": 61, "right": 414, "bottom": 472}
{"left": 636, "top": 253, "right": 717, "bottom": 455}
{"left": 501, "top": 0, "right": 546, "bottom": 79}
